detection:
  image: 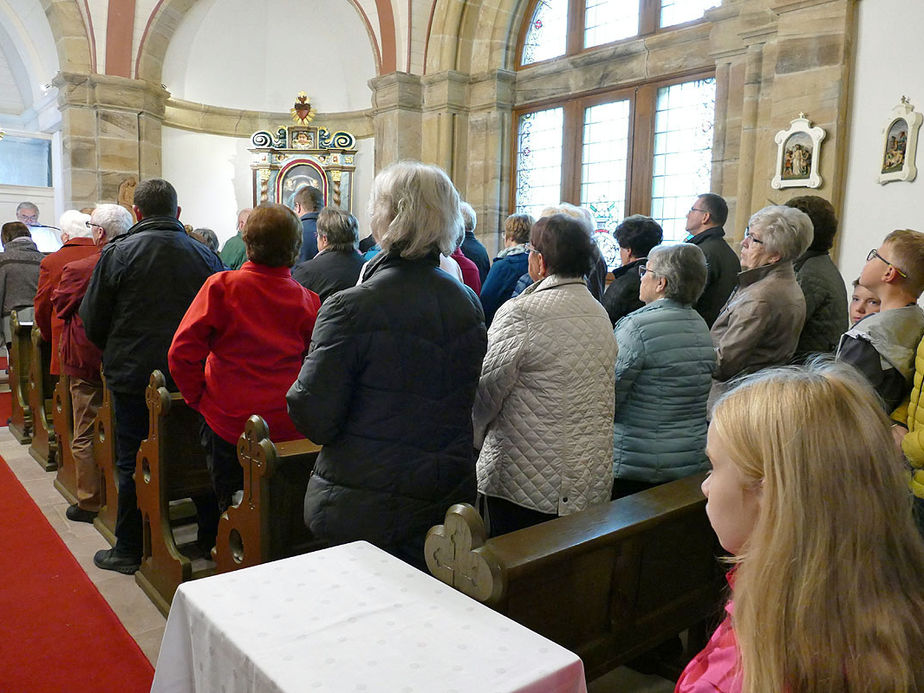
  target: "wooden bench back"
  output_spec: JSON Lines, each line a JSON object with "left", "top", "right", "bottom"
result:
{"left": 425, "top": 474, "right": 723, "bottom": 680}
{"left": 214, "top": 415, "right": 322, "bottom": 573}
{"left": 135, "top": 370, "right": 215, "bottom": 616}
{"left": 52, "top": 373, "right": 77, "bottom": 504}
{"left": 27, "top": 324, "right": 57, "bottom": 470}
{"left": 8, "top": 311, "right": 33, "bottom": 443}
{"left": 94, "top": 374, "right": 118, "bottom": 544}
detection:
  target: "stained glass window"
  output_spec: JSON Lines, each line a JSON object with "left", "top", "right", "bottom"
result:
{"left": 580, "top": 100, "right": 630, "bottom": 233}
{"left": 515, "top": 108, "right": 565, "bottom": 220}
{"left": 650, "top": 78, "right": 716, "bottom": 242}
{"left": 521, "top": 0, "right": 568, "bottom": 66}
{"left": 660, "top": 0, "right": 721, "bottom": 28}
{"left": 584, "top": 0, "right": 639, "bottom": 49}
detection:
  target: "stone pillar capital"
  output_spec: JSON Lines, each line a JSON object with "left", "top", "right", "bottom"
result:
{"left": 53, "top": 72, "right": 170, "bottom": 119}
{"left": 369, "top": 72, "right": 424, "bottom": 114}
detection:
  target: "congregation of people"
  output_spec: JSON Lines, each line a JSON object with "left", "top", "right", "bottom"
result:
{"left": 6, "top": 163, "right": 924, "bottom": 692}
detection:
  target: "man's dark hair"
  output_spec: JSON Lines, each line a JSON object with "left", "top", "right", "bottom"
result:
{"left": 1, "top": 221, "right": 31, "bottom": 245}
{"left": 242, "top": 204, "right": 302, "bottom": 267}
{"left": 786, "top": 195, "right": 837, "bottom": 252}
{"left": 697, "top": 193, "right": 728, "bottom": 226}
{"left": 531, "top": 214, "right": 596, "bottom": 278}
{"left": 614, "top": 215, "right": 663, "bottom": 258}
{"left": 133, "top": 178, "right": 178, "bottom": 217}
{"left": 294, "top": 186, "right": 324, "bottom": 213}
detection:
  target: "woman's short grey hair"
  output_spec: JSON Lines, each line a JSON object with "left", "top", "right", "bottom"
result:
{"left": 59, "top": 210, "right": 92, "bottom": 239}
{"left": 540, "top": 203, "right": 594, "bottom": 234}
{"left": 317, "top": 207, "right": 359, "bottom": 252}
{"left": 192, "top": 228, "right": 219, "bottom": 252}
{"left": 648, "top": 243, "right": 708, "bottom": 306}
{"left": 748, "top": 205, "right": 814, "bottom": 262}
{"left": 369, "top": 161, "right": 462, "bottom": 259}
{"left": 92, "top": 204, "right": 134, "bottom": 239}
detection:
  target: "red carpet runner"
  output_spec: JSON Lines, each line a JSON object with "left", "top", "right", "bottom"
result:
{"left": 0, "top": 454, "right": 154, "bottom": 691}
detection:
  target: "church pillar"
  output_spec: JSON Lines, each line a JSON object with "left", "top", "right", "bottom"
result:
{"left": 52, "top": 72, "right": 168, "bottom": 209}
{"left": 369, "top": 72, "right": 423, "bottom": 168}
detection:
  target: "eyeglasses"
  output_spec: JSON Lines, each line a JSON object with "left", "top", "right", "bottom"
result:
{"left": 525, "top": 242, "right": 541, "bottom": 254}
{"left": 638, "top": 264, "right": 659, "bottom": 278}
{"left": 688, "top": 207, "right": 708, "bottom": 215}
{"left": 867, "top": 248, "right": 908, "bottom": 278}
{"left": 743, "top": 227, "right": 764, "bottom": 245}
{"left": 85, "top": 220, "right": 105, "bottom": 231}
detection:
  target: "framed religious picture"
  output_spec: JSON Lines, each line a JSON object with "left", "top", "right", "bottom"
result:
{"left": 771, "top": 114, "right": 826, "bottom": 189}
{"left": 878, "top": 97, "right": 922, "bottom": 184}
{"left": 277, "top": 160, "right": 327, "bottom": 208}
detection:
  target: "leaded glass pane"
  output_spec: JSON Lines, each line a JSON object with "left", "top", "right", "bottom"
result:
{"left": 515, "top": 108, "right": 564, "bottom": 220}
{"left": 521, "top": 0, "right": 567, "bottom": 66}
{"left": 660, "top": 0, "right": 720, "bottom": 29}
{"left": 584, "top": 0, "right": 640, "bottom": 49}
{"left": 580, "top": 100, "right": 630, "bottom": 240}
{"left": 650, "top": 78, "right": 716, "bottom": 242}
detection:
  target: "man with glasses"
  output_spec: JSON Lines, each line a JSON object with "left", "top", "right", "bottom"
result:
{"left": 34, "top": 210, "right": 98, "bottom": 381}
{"left": 684, "top": 193, "right": 740, "bottom": 327}
{"left": 836, "top": 230, "right": 924, "bottom": 412}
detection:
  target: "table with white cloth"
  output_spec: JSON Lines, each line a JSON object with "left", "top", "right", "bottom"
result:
{"left": 151, "top": 541, "right": 588, "bottom": 693}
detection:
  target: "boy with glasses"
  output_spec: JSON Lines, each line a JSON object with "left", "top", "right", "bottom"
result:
{"left": 837, "top": 230, "right": 924, "bottom": 411}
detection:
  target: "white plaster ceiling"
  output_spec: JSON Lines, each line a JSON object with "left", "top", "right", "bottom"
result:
{"left": 161, "top": 0, "right": 377, "bottom": 113}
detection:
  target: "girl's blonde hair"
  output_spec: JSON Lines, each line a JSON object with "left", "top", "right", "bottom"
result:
{"left": 712, "top": 361, "right": 924, "bottom": 692}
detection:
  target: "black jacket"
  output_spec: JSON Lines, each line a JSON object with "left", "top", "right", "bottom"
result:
{"left": 287, "top": 250, "right": 487, "bottom": 567}
{"left": 79, "top": 216, "right": 224, "bottom": 394}
{"left": 602, "top": 258, "right": 645, "bottom": 326}
{"left": 687, "top": 226, "right": 740, "bottom": 328}
{"left": 291, "top": 248, "right": 365, "bottom": 303}
{"left": 461, "top": 231, "right": 491, "bottom": 285}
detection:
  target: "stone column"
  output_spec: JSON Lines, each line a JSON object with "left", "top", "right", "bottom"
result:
{"left": 369, "top": 72, "right": 424, "bottom": 169}
{"left": 53, "top": 72, "right": 168, "bottom": 209}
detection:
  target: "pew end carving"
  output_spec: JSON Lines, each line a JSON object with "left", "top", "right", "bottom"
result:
{"left": 27, "top": 325, "right": 57, "bottom": 470}
{"left": 214, "top": 415, "right": 322, "bottom": 573}
{"left": 52, "top": 373, "right": 78, "bottom": 504}
{"left": 425, "top": 474, "right": 723, "bottom": 681}
{"left": 93, "top": 375, "right": 117, "bottom": 544}
{"left": 8, "top": 311, "right": 33, "bottom": 443}
{"left": 135, "top": 370, "right": 216, "bottom": 617}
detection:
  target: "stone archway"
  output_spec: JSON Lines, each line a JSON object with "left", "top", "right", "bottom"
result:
{"left": 424, "top": 0, "right": 526, "bottom": 75}
{"left": 41, "top": 0, "right": 92, "bottom": 73}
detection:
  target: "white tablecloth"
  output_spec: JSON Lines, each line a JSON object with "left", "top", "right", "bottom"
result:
{"left": 151, "top": 541, "right": 587, "bottom": 693}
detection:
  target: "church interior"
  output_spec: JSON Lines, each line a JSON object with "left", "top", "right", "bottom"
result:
{"left": 2, "top": 0, "right": 923, "bottom": 690}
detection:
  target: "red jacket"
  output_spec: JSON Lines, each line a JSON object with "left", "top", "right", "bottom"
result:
{"left": 168, "top": 262, "right": 321, "bottom": 444}
{"left": 51, "top": 250, "right": 104, "bottom": 382}
{"left": 451, "top": 247, "right": 482, "bottom": 295}
{"left": 34, "top": 238, "right": 98, "bottom": 374}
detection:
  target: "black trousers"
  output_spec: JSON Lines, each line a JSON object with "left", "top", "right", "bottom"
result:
{"left": 199, "top": 420, "right": 243, "bottom": 515}
{"left": 482, "top": 495, "right": 555, "bottom": 537}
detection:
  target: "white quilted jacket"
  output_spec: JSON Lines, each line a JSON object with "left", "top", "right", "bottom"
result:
{"left": 474, "top": 274, "right": 618, "bottom": 515}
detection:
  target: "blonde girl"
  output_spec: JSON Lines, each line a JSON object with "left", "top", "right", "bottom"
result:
{"left": 677, "top": 361, "right": 924, "bottom": 692}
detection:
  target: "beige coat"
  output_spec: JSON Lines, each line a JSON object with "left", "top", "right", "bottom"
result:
{"left": 473, "top": 274, "right": 617, "bottom": 515}
{"left": 709, "top": 261, "right": 806, "bottom": 408}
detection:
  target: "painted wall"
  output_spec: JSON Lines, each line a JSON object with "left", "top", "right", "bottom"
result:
{"left": 838, "top": 0, "right": 924, "bottom": 287}
{"left": 162, "top": 126, "right": 375, "bottom": 247}
{"left": 161, "top": 0, "right": 377, "bottom": 113}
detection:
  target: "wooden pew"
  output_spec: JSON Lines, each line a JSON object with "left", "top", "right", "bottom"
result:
{"left": 425, "top": 474, "right": 723, "bottom": 682}
{"left": 93, "top": 376, "right": 118, "bottom": 545}
{"left": 8, "top": 310, "right": 33, "bottom": 444}
{"left": 52, "top": 373, "right": 77, "bottom": 504}
{"left": 213, "top": 415, "right": 322, "bottom": 573}
{"left": 27, "top": 324, "right": 57, "bottom": 470}
{"left": 135, "top": 370, "right": 216, "bottom": 617}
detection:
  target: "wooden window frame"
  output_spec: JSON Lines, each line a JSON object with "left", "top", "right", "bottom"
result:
{"left": 509, "top": 69, "right": 716, "bottom": 222}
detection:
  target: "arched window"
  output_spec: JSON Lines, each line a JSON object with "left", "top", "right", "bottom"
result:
{"left": 513, "top": 0, "right": 720, "bottom": 244}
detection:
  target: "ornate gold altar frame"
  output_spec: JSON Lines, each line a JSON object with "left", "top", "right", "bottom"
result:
{"left": 250, "top": 125, "right": 358, "bottom": 211}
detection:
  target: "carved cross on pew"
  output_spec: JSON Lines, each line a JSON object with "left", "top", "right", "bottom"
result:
{"left": 424, "top": 503, "right": 502, "bottom": 603}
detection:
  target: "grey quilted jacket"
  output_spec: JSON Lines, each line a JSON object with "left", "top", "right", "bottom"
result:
{"left": 793, "top": 250, "right": 849, "bottom": 357}
{"left": 474, "top": 274, "right": 617, "bottom": 515}
{"left": 612, "top": 299, "right": 715, "bottom": 483}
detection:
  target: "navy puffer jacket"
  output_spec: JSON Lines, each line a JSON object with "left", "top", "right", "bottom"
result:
{"left": 287, "top": 250, "right": 487, "bottom": 567}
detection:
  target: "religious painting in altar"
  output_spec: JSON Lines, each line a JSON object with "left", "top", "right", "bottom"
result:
{"left": 249, "top": 92, "right": 358, "bottom": 212}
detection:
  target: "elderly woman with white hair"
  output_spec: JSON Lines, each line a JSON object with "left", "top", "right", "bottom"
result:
{"left": 287, "top": 161, "right": 487, "bottom": 569}
{"left": 709, "top": 204, "right": 814, "bottom": 407}
{"left": 611, "top": 243, "right": 716, "bottom": 499}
